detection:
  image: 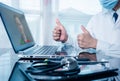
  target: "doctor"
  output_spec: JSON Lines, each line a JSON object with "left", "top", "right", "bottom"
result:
{"left": 53, "top": 0, "right": 120, "bottom": 80}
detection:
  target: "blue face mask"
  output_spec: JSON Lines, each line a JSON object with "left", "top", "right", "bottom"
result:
{"left": 99, "top": 0, "right": 118, "bottom": 10}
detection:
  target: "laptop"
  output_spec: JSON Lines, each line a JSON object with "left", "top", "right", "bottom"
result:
{"left": 0, "top": 3, "right": 60, "bottom": 58}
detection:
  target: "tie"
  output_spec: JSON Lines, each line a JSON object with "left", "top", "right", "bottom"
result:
{"left": 113, "top": 12, "right": 118, "bottom": 22}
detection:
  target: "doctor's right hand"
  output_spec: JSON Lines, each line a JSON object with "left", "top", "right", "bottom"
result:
{"left": 53, "top": 19, "right": 68, "bottom": 43}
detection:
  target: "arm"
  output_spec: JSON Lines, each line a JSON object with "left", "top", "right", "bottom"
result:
{"left": 85, "top": 15, "right": 120, "bottom": 58}
{"left": 97, "top": 40, "right": 120, "bottom": 58}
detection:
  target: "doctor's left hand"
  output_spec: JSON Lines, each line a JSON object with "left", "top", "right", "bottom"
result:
{"left": 77, "top": 25, "right": 97, "bottom": 49}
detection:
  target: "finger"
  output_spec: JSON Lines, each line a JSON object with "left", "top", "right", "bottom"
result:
{"left": 55, "top": 26, "right": 63, "bottom": 33}
{"left": 78, "top": 41, "right": 86, "bottom": 48}
{"left": 77, "top": 39, "right": 84, "bottom": 44}
{"left": 54, "top": 26, "right": 61, "bottom": 31}
{"left": 78, "top": 40, "right": 83, "bottom": 47}
{"left": 53, "top": 29, "right": 61, "bottom": 34}
{"left": 56, "top": 19, "right": 62, "bottom": 27}
{"left": 53, "top": 36, "right": 60, "bottom": 41}
{"left": 53, "top": 26, "right": 61, "bottom": 33}
{"left": 78, "top": 43, "right": 84, "bottom": 48}
{"left": 81, "top": 25, "right": 89, "bottom": 34}
{"left": 78, "top": 40, "right": 83, "bottom": 45}
{"left": 77, "top": 34, "right": 84, "bottom": 41}
{"left": 53, "top": 33, "right": 60, "bottom": 37}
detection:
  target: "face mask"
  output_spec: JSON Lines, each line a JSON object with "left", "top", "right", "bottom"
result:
{"left": 99, "top": 0, "right": 118, "bottom": 10}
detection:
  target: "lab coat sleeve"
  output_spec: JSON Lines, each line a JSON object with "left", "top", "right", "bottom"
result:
{"left": 86, "top": 15, "right": 109, "bottom": 52}
{"left": 96, "top": 40, "right": 111, "bottom": 53}
{"left": 87, "top": 15, "right": 120, "bottom": 58}
{"left": 97, "top": 40, "right": 120, "bottom": 58}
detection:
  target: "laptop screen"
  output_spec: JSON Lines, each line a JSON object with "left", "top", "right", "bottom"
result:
{"left": 0, "top": 3, "right": 35, "bottom": 53}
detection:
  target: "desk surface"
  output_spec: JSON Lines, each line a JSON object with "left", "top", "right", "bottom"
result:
{"left": 15, "top": 63, "right": 117, "bottom": 81}
{"left": 0, "top": 48, "right": 18, "bottom": 81}
{"left": 0, "top": 48, "right": 119, "bottom": 81}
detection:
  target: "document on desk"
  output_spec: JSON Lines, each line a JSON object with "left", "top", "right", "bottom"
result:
{"left": 80, "top": 64, "right": 118, "bottom": 77}
{"left": 27, "top": 64, "right": 118, "bottom": 81}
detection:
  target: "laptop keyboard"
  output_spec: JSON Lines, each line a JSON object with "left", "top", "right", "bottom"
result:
{"left": 32, "top": 46, "right": 58, "bottom": 55}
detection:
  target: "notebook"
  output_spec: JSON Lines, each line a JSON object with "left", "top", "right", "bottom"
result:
{"left": 0, "top": 3, "right": 60, "bottom": 58}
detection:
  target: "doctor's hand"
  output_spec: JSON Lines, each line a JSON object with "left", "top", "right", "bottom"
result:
{"left": 77, "top": 25, "right": 97, "bottom": 49}
{"left": 53, "top": 19, "right": 68, "bottom": 43}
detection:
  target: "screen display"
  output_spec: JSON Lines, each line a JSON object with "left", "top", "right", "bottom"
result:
{"left": 0, "top": 3, "right": 35, "bottom": 53}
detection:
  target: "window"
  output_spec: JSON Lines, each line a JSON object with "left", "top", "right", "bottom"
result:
{"left": 59, "top": 0, "right": 102, "bottom": 15}
{"left": 58, "top": 0, "right": 102, "bottom": 38}
{"left": 0, "top": 0, "right": 102, "bottom": 48}
{"left": 0, "top": 0, "right": 58, "bottom": 46}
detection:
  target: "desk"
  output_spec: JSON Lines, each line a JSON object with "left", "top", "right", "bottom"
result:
{"left": 0, "top": 48, "right": 119, "bottom": 81}
{"left": 9, "top": 62, "right": 118, "bottom": 81}
{"left": 0, "top": 48, "right": 18, "bottom": 81}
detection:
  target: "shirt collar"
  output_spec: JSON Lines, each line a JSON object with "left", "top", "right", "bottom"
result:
{"left": 102, "top": 8, "right": 120, "bottom": 15}
{"left": 116, "top": 8, "right": 120, "bottom": 14}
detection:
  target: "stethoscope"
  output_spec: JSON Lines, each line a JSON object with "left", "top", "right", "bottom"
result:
{"left": 25, "top": 57, "right": 109, "bottom": 76}
{"left": 26, "top": 57, "right": 80, "bottom": 76}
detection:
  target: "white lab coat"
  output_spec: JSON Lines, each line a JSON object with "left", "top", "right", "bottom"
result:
{"left": 87, "top": 9, "right": 120, "bottom": 80}
{"left": 64, "top": 9, "right": 120, "bottom": 80}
